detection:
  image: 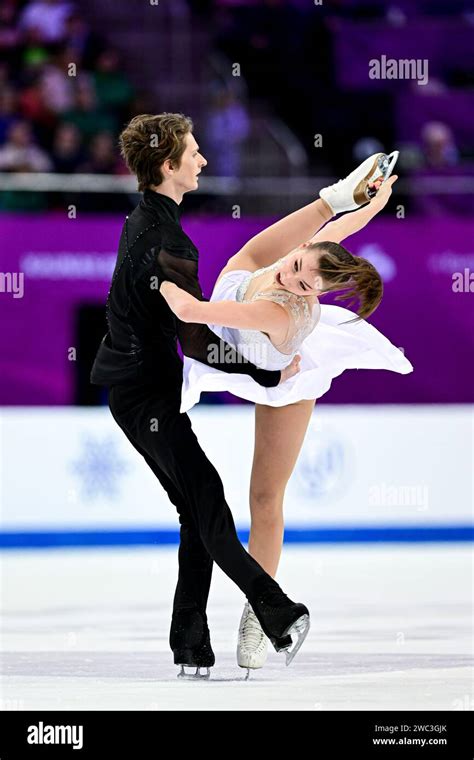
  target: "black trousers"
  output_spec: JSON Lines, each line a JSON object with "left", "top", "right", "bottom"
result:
{"left": 108, "top": 381, "right": 273, "bottom": 622}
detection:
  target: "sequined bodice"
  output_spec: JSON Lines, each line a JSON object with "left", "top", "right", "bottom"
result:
{"left": 232, "top": 261, "right": 320, "bottom": 370}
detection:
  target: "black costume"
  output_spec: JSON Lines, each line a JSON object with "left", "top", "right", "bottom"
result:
{"left": 90, "top": 189, "right": 285, "bottom": 657}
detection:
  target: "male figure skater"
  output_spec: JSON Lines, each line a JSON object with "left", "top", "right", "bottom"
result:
{"left": 90, "top": 113, "right": 309, "bottom": 676}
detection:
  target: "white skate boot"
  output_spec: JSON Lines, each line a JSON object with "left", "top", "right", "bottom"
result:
{"left": 320, "top": 151, "right": 399, "bottom": 214}
{"left": 237, "top": 602, "right": 268, "bottom": 679}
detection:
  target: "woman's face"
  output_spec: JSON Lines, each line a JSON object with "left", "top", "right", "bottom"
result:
{"left": 273, "top": 243, "right": 325, "bottom": 296}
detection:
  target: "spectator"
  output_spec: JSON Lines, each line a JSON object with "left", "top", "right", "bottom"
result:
{"left": 18, "top": 40, "right": 50, "bottom": 82}
{"left": 78, "top": 130, "right": 120, "bottom": 174}
{"left": 18, "top": 72, "right": 57, "bottom": 142}
{"left": 421, "top": 121, "right": 459, "bottom": 168}
{"left": 64, "top": 11, "right": 105, "bottom": 71}
{"left": 205, "top": 90, "right": 250, "bottom": 176}
{"left": 51, "top": 120, "right": 83, "bottom": 172}
{"left": 0, "top": 120, "right": 52, "bottom": 171}
{"left": 62, "top": 80, "right": 117, "bottom": 143}
{"left": 39, "top": 44, "right": 80, "bottom": 114}
{"left": 19, "top": 0, "right": 74, "bottom": 44}
{"left": 76, "top": 130, "right": 130, "bottom": 211}
{"left": 0, "top": 85, "right": 18, "bottom": 144}
{"left": 0, "top": 1, "right": 21, "bottom": 64}
{"left": 91, "top": 48, "right": 134, "bottom": 123}
{"left": 409, "top": 121, "right": 470, "bottom": 215}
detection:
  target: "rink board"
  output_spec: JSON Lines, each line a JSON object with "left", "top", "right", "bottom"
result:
{"left": 0, "top": 405, "right": 472, "bottom": 546}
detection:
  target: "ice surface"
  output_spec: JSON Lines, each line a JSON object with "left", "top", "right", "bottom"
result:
{"left": 1, "top": 545, "right": 472, "bottom": 711}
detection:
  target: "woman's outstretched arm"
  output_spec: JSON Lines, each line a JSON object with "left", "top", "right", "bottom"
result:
{"left": 226, "top": 198, "right": 334, "bottom": 271}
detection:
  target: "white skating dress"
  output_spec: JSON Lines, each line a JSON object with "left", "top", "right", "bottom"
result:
{"left": 180, "top": 261, "right": 413, "bottom": 413}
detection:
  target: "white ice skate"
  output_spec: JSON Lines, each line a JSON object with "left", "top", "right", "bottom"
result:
{"left": 319, "top": 150, "right": 399, "bottom": 214}
{"left": 237, "top": 602, "right": 268, "bottom": 679}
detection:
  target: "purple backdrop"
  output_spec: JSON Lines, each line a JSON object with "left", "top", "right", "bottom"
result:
{"left": 1, "top": 212, "right": 473, "bottom": 405}
{"left": 396, "top": 92, "right": 474, "bottom": 150}
{"left": 333, "top": 19, "right": 473, "bottom": 91}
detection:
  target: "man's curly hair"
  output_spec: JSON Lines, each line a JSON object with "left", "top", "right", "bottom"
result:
{"left": 118, "top": 113, "right": 193, "bottom": 192}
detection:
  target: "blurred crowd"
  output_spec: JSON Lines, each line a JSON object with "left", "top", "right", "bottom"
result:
{"left": 191, "top": 0, "right": 472, "bottom": 13}
{"left": 0, "top": 0, "right": 137, "bottom": 209}
{"left": 198, "top": 0, "right": 474, "bottom": 215}
{"left": 1, "top": 0, "right": 473, "bottom": 214}
{"left": 204, "top": 0, "right": 473, "bottom": 161}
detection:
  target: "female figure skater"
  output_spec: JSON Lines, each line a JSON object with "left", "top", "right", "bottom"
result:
{"left": 160, "top": 153, "right": 412, "bottom": 675}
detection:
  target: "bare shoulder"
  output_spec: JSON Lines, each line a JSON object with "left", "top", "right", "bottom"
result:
{"left": 216, "top": 250, "right": 260, "bottom": 284}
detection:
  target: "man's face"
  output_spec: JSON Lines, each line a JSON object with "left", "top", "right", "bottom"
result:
{"left": 171, "top": 132, "right": 207, "bottom": 193}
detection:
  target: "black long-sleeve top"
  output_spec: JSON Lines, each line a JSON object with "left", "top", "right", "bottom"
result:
{"left": 90, "top": 188, "right": 281, "bottom": 392}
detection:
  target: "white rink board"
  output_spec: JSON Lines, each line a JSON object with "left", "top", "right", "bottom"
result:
{"left": 0, "top": 405, "right": 472, "bottom": 530}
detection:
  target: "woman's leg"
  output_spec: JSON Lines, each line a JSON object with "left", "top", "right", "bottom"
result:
{"left": 248, "top": 399, "right": 316, "bottom": 577}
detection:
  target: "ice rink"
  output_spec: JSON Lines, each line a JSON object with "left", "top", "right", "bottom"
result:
{"left": 1, "top": 544, "right": 472, "bottom": 711}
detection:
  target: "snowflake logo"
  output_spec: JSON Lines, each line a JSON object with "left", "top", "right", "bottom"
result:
{"left": 71, "top": 434, "right": 129, "bottom": 501}
{"left": 294, "top": 423, "right": 354, "bottom": 504}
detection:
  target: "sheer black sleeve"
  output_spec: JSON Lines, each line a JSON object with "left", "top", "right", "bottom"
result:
{"left": 155, "top": 247, "right": 281, "bottom": 388}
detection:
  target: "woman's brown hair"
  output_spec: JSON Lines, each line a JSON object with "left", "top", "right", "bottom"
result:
{"left": 309, "top": 241, "right": 383, "bottom": 323}
{"left": 118, "top": 113, "right": 193, "bottom": 192}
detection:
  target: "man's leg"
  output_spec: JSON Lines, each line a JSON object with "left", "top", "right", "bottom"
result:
{"left": 108, "top": 386, "right": 213, "bottom": 620}
{"left": 110, "top": 383, "right": 266, "bottom": 594}
{"left": 173, "top": 521, "right": 213, "bottom": 614}
{"left": 140, "top": 454, "right": 214, "bottom": 616}
{"left": 109, "top": 383, "right": 310, "bottom": 662}
{"left": 132, "top": 448, "right": 215, "bottom": 666}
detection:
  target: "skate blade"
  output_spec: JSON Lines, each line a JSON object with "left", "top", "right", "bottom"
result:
{"left": 274, "top": 614, "right": 310, "bottom": 666}
{"left": 382, "top": 150, "right": 399, "bottom": 180}
{"left": 366, "top": 151, "right": 399, "bottom": 198}
{"left": 177, "top": 665, "right": 211, "bottom": 680}
{"left": 355, "top": 151, "right": 399, "bottom": 203}
{"left": 238, "top": 661, "right": 262, "bottom": 677}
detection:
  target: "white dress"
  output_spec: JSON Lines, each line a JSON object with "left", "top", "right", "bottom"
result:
{"left": 180, "top": 261, "right": 413, "bottom": 413}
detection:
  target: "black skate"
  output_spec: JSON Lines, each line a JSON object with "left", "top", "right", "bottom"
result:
{"left": 170, "top": 608, "right": 215, "bottom": 680}
{"left": 249, "top": 577, "right": 310, "bottom": 666}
